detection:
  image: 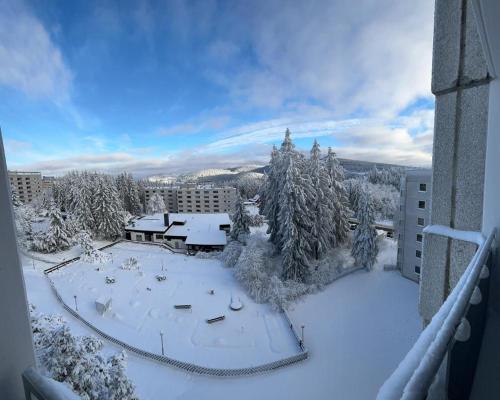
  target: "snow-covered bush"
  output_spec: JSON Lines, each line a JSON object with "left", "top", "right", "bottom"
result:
{"left": 219, "top": 240, "right": 243, "bottom": 268}
{"left": 234, "top": 234, "right": 274, "bottom": 303}
{"left": 121, "top": 257, "right": 140, "bottom": 270}
{"left": 268, "top": 277, "right": 312, "bottom": 311}
{"left": 29, "top": 305, "right": 137, "bottom": 400}
{"left": 310, "top": 246, "right": 355, "bottom": 288}
{"left": 248, "top": 214, "right": 265, "bottom": 227}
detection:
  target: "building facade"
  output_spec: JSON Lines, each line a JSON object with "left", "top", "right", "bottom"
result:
{"left": 144, "top": 185, "right": 237, "bottom": 214}
{"left": 396, "top": 169, "right": 432, "bottom": 282}
{"left": 8, "top": 171, "right": 42, "bottom": 204}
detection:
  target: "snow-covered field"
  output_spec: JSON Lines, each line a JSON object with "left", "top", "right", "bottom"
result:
{"left": 48, "top": 242, "right": 301, "bottom": 368}
{"left": 23, "top": 237, "right": 420, "bottom": 399}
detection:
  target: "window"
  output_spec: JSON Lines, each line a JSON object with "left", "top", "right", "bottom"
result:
{"left": 417, "top": 217, "right": 425, "bottom": 226}
{"left": 418, "top": 200, "right": 426, "bottom": 209}
{"left": 416, "top": 250, "right": 422, "bottom": 258}
{"left": 415, "top": 266, "right": 421, "bottom": 275}
{"left": 419, "top": 183, "right": 427, "bottom": 192}
{"left": 416, "top": 234, "right": 423, "bottom": 242}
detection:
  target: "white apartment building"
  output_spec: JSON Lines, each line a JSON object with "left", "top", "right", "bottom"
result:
{"left": 144, "top": 185, "right": 237, "bottom": 214}
{"left": 8, "top": 171, "right": 42, "bottom": 204}
{"left": 396, "top": 169, "right": 432, "bottom": 282}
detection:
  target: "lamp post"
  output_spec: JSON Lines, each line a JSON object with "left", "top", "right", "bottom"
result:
{"left": 160, "top": 331, "right": 165, "bottom": 355}
{"left": 73, "top": 295, "right": 78, "bottom": 311}
{"left": 32, "top": 259, "right": 35, "bottom": 270}
{"left": 301, "top": 325, "right": 305, "bottom": 346}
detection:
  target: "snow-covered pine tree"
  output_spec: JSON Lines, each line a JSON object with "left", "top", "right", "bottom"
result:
{"left": 70, "top": 172, "right": 96, "bottom": 233}
{"left": 230, "top": 196, "right": 251, "bottom": 241}
{"left": 263, "top": 145, "right": 281, "bottom": 245}
{"left": 106, "top": 351, "right": 137, "bottom": 400}
{"left": 93, "top": 175, "right": 124, "bottom": 239}
{"left": 307, "top": 140, "right": 334, "bottom": 260}
{"left": 32, "top": 203, "right": 71, "bottom": 253}
{"left": 279, "top": 153, "right": 313, "bottom": 283}
{"left": 325, "top": 147, "right": 351, "bottom": 245}
{"left": 146, "top": 192, "right": 166, "bottom": 214}
{"left": 11, "top": 184, "right": 22, "bottom": 207}
{"left": 351, "top": 190, "right": 378, "bottom": 270}
{"left": 116, "top": 173, "right": 142, "bottom": 216}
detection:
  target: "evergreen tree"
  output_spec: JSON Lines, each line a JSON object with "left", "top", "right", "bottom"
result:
{"left": 11, "top": 184, "right": 22, "bottom": 207}
{"left": 351, "top": 190, "right": 378, "bottom": 270}
{"left": 307, "top": 140, "right": 334, "bottom": 260}
{"left": 107, "top": 352, "right": 137, "bottom": 400}
{"left": 116, "top": 173, "right": 142, "bottom": 216}
{"left": 279, "top": 154, "right": 313, "bottom": 283}
{"left": 230, "top": 197, "right": 251, "bottom": 241}
{"left": 33, "top": 203, "right": 71, "bottom": 253}
{"left": 263, "top": 145, "right": 281, "bottom": 245}
{"left": 325, "top": 147, "right": 351, "bottom": 245}
{"left": 93, "top": 176, "right": 124, "bottom": 239}
{"left": 146, "top": 193, "right": 166, "bottom": 214}
{"left": 70, "top": 172, "right": 96, "bottom": 233}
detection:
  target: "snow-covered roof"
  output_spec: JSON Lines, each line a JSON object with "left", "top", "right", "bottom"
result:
{"left": 126, "top": 213, "right": 231, "bottom": 246}
{"left": 166, "top": 213, "right": 230, "bottom": 245}
{"left": 185, "top": 230, "right": 227, "bottom": 246}
{"left": 125, "top": 214, "right": 167, "bottom": 232}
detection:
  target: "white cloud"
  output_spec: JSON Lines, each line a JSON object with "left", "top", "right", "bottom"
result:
{"left": 0, "top": 0, "right": 73, "bottom": 102}
{"left": 207, "top": 0, "right": 434, "bottom": 117}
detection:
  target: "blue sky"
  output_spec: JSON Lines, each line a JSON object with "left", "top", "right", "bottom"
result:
{"left": 1, "top": 0, "right": 435, "bottom": 176}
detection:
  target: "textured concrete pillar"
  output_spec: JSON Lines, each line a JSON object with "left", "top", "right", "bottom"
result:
{"left": 419, "top": 0, "right": 491, "bottom": 323}
{"left": 0, "top": 131, "right": 36, "bottom": 398}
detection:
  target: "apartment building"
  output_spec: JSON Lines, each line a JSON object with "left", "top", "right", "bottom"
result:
{"left": 8, "top": 171, "right": 42, "bottom": 204}
{"left": 144, "top": 185, "right": 237, "bottom": 213}
{"left": 41, "top": 176, "right": 55, "bottom": 191}
{"left": 144, "top": 187, "right": 178, "bottom": 212}
{"left": 396, "top": 169, "right": 432, "bottom": 282}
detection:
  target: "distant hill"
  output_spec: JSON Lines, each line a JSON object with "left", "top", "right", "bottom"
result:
{"left": 145, "top": 158, "right": 409, "bottom": 185}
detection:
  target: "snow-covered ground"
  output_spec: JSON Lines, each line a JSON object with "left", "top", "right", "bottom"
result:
{"left": 22, "top": 236, "right": 420, "bottom": 399}
{"left": 48, "top": 242, "right": 301, "bottom": 368}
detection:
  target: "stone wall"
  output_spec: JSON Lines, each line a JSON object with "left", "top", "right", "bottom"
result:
{"left": 420, "top": 0, "right": 492, "bottom": 324}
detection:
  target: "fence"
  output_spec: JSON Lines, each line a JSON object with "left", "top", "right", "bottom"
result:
{"left": 44, "top": 243, "right": 309, "bottom": 377}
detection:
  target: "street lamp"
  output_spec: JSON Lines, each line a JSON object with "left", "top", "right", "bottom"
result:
{"left": 73, "top": 295, "right": 78, "bottom": 311}
{"left": 160, "top": 331, "right": 165, "bottom": 355}
{"left": 301, "top": 325, "right": 305, "bottom": 346}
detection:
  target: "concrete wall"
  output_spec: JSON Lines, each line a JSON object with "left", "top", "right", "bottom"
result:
{"left": 420, "top": 0, "right": 491, "bottom": 324}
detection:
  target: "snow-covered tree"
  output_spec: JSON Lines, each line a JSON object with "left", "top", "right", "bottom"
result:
{"left": 74, "top": 231, "right": 110, "bottom": 264}
{"left": 325, "top": 147, "right": 351, "bottom": 245}
{"left": 71, "top": 172, "right": 96, "bottom": 233}
{"left": 307, "top": 140, "right": 334, "bottom": 259}
{"left": 279, "top": 154, "right": 313, "bottom": 283}
{"left": 146, "top": 193, "right": 165, "bottom": 214}
{"left": 11, "top": 184, "right": 22, "bottom": 207}
{"left": 263, "top": 145, "right": 282, "bottom": 246}
{"left": 107, "top": 352, "right": 137, "bottom": 400}
{"left": 220, "top": 240, "right": 243, "bottom": 268}
{"left": 93, "top": 176, "right": 124, "bottom": 239}
{"left": 116, "top": 173, "right": 142, "bottom": 216}
{"left": 351, "top": 190, "right": 378, "bottom": 270}
{"left": 30, "top": 306, "right": 137, "bottom": 400}
{"left": 230, "top": 197, "right": 251, "bottom": 241}
{"left": 32, "top": 203, "right": 71, "bottom": 253}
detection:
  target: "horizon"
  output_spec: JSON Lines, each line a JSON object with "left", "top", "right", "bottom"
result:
{"left": 1, "top": 0, "right": 434, "bottom": 176}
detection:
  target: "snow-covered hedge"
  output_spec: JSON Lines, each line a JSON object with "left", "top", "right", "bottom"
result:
{"left": 30, "top": 305, "right": 137, "bottom": 400}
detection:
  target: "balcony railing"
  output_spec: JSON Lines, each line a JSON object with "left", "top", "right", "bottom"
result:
{"left": 377, "top": 225, "right": 496, "bottom": 400}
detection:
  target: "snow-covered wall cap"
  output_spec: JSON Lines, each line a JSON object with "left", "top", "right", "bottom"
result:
{"left": 423, "top": 225, "right": 485, "bottom": 246}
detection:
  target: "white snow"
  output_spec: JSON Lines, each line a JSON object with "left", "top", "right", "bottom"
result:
{"left": 22, "top": 237, "right": 420, "bottom": 400}
{"left": 48, "top": 242, "right": 300, "bottom": 368}
{"left": 423, "top": 224, "right": 485, "bottom": 246}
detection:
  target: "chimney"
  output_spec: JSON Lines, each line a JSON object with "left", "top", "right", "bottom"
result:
{"left": 163, "top": 212, "right": 169, "bottom": 227}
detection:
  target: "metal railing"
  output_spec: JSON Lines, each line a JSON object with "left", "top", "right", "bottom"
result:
{"left": 377, "top": 225, "right": 495, "bottom": 400}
